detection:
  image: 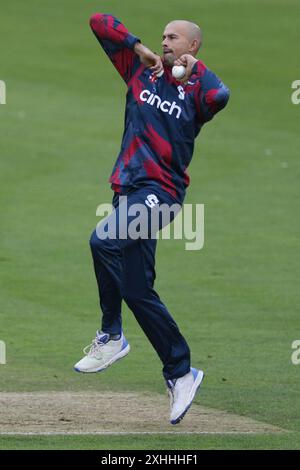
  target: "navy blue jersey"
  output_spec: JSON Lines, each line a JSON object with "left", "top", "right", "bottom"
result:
{"left": 90, "top": 13, "right": 230, "bottom": 203}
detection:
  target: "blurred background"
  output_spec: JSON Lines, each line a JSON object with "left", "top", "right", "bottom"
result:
{"left": 0, "top": 0, "right": 300, "bottom": 447}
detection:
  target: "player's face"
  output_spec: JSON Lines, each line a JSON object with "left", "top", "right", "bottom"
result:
{"left": 162, "top": 24, "right": 191, "bottom": 66}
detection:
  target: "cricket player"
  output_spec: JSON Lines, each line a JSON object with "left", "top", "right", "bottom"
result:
{"left": 75, "top": 13, "right": 230, "bottom": 425}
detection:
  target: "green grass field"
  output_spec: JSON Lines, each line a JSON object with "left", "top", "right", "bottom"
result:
{"left": 1, "top": 0, "right": 300, "bottom": 450}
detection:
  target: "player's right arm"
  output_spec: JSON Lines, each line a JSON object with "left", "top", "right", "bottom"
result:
{"left": 89, "top": 13, "right": 163, "bottom": 83}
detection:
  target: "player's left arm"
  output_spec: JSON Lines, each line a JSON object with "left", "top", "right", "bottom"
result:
{"left": 193, "top": 62, "right": 230, "bottom": 122}
{"left": 175, "top": 54, "right": 230, "bottom": 122}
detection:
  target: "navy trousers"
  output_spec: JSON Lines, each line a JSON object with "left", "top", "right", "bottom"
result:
{"left": 89, "top": 184, "right": 190, "bottom": 381}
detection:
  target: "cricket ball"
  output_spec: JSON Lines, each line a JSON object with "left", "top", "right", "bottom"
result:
{"left": 172, "top": 65, "right": 186, "bottom": 80}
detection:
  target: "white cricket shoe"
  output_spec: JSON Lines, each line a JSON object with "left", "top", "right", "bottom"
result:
{"left": 74, "top": 330, "right": 130, "bottom": 373}
{"left": 167, "top": 367, "right": 204, "bottom": 425}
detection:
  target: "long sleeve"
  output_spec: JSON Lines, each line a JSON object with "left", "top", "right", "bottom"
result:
{"left": 192, "top": 61, "right": 230, "bottom": 123}
{"left": 89, "top": 13, "right": 141, "bottom": 84}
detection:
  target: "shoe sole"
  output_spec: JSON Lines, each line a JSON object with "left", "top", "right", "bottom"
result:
{"left": 74, "top": 344, "right": 130, "bottom": 373}
{"left": 170, "top": 369, "right": 205, "bottom": 425}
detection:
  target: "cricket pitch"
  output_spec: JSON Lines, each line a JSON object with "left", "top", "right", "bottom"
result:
{"left": 0, "top": 392, "right": 284, "bottom": 435}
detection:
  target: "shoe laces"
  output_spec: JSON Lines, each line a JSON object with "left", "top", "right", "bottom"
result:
{"left": 167, "top": 388, "right": 174, "bottom": 408}
{"left": 166, "top": 379, "right": 177, "bottom": 408}
{"left": 83, "top": 335, "right": 108, "bottom": 356}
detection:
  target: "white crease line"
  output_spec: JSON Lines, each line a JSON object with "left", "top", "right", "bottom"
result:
{"left": 0, "top": 431, "right": 280, "bottom": 436}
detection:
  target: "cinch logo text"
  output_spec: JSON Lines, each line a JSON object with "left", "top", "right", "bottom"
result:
{"left": 140, "top": 90, "right": 182, "bottom": 119}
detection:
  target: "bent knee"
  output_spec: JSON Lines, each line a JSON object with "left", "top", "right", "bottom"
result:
{"left": 123, "top": 286, "right": 151, "bottom": 305}
{"left": 89, "top": 230, "right": 99, "bottom": 249}
{"left": 89, "top": 229, "right": 119, "bottom": 252}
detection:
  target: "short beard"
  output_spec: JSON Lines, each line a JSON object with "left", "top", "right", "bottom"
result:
{"left": 163, "top": 53, "right": 176, "bottom": 67}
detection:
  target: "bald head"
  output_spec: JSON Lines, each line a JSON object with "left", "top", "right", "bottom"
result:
{"left": 166, "top": 20, "right": 202, "bottom": 49}
{"left": 162, "top": 20, "right": 202, "bottom": 66}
